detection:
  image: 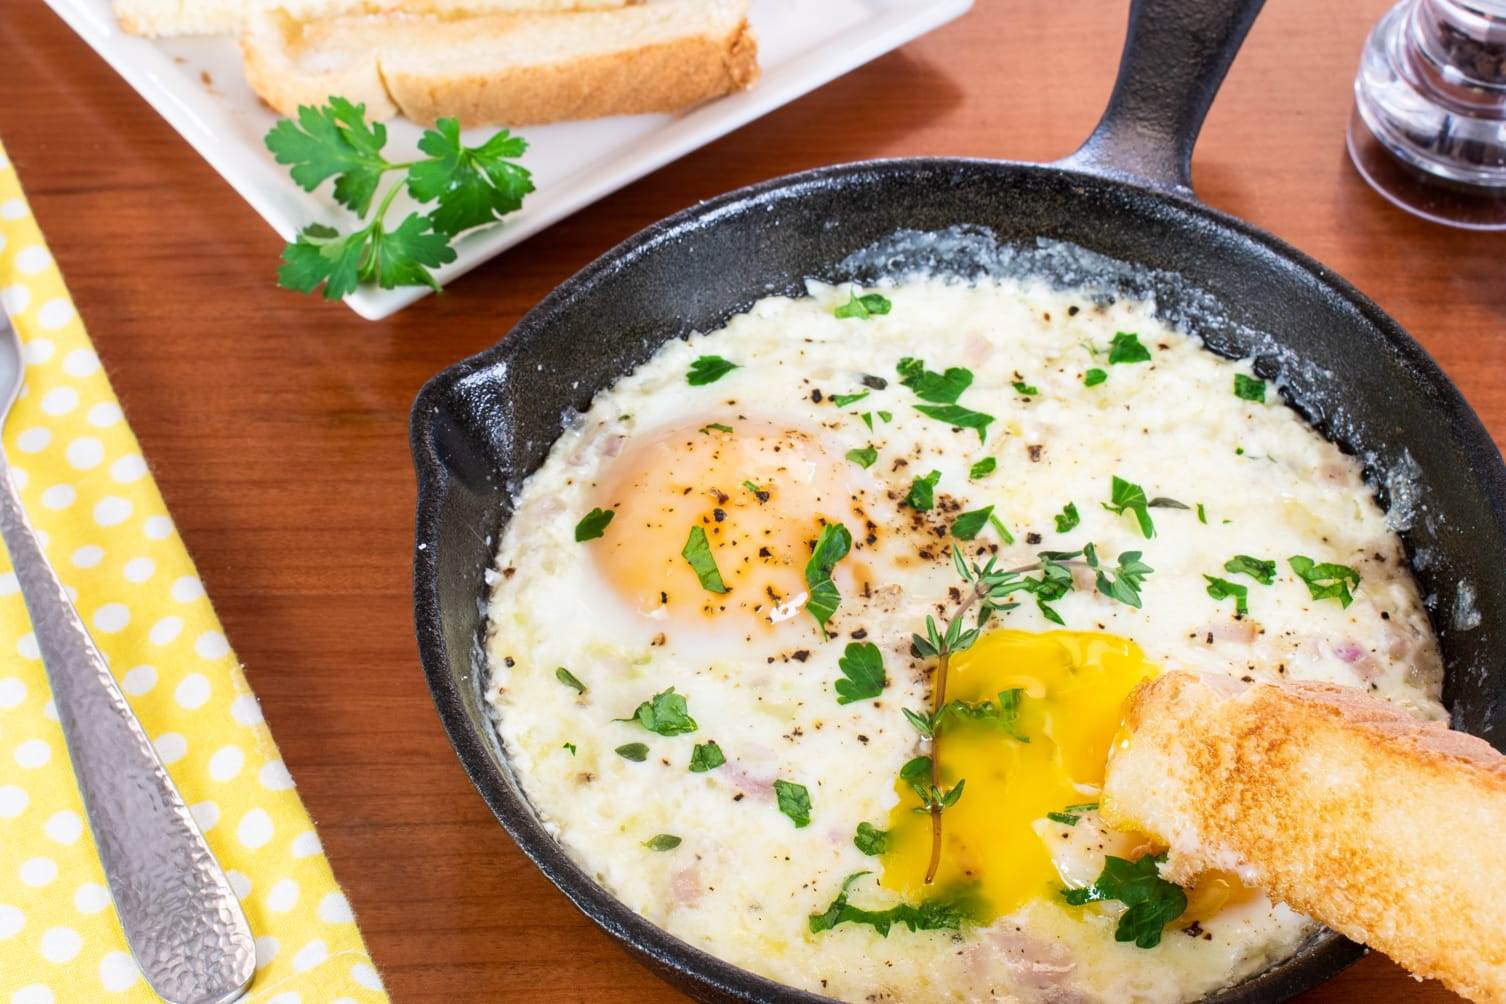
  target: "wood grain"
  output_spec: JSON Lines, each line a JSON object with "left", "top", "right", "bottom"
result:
{"left": 0, "top": 0, "right": 1496, "bottom": 1000}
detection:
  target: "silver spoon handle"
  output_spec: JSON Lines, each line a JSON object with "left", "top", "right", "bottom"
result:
{"left": 0, "top": 464, "right": 253, "bottom": 1004}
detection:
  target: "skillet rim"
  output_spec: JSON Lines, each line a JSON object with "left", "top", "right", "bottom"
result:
{"left": 410, "top": 153, "right": 1504, "bottom": 1003}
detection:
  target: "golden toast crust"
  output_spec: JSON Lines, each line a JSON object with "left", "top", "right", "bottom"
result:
{"left": 241, "top": 4, "right": 758, "bottom": 126}
{"left": 383, "top": 17, "right": 758, "bottom": 127}
{"left": 1105, "top": 672, "right": 1506, "bottom": 1002}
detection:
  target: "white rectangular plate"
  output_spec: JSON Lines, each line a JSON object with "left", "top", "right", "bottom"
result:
{"left": 43, "top": 0, "right": 972, "bottom": 319}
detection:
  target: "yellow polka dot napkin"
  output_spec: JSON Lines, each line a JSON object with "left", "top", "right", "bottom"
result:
{"left": 0, "top": 143, "right": 389, "bottom": 1002}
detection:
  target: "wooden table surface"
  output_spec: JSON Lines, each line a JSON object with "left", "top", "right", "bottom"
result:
{"left": 2, "top": 0, "right": 1500, "bottom": 1000}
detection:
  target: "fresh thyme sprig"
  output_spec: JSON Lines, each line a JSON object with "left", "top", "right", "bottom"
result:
{"left": 904, "top": 545, "right": 1024, "bottom": 884}
{"left": 906, "top": 543, "right": 1154, "bottom": 884}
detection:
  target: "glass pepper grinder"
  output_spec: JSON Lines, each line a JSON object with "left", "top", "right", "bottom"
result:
{"left": 1348, "top": 0, "right": 1506, "bottom": 229}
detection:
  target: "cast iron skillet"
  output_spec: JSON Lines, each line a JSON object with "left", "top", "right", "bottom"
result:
{"left": 410, "top": 0, "right": 1506, "bottom": 999}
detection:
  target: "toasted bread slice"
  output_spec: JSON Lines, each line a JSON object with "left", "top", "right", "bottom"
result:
{"left": 1103, "top": 671, "right": 1506, "bottom": 1002}
{"left": 241, "top": 0, "right": 759, "bottom": 127}
{"left": 115, "top": 0, "right": 630, "bottom": 38}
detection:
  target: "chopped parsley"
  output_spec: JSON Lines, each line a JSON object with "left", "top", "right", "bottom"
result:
{"left": 804, "top": 522, "right": 852, "bottom": 638}
{"left": 774, "top": 779, "right": 812, "bottom": 828}
{"left": 853, "top": 822, "right": 888, "bottom": 856}
{"left": 743, "top": 480, "right": 769, "bottom": 502}
{"left": 832, "top": 390, "right": 870, "bottom": 408}
{"left": 555, "top": 667, "right": 587, "bottom": 694}
{"left": 809, "top": 873, "right": 971, "bottom": 936}
{"left": 689, "top": 740, "right": 725, "bottom": 773}
{"left": 1012, "top": 380, "right": 1040, "bottom": 396}
{"left": 686, "top": 355, "right": 738, "bottom": 385}
{"left": 618, "top": 687, "right": 698, "bottom": 736}
{"left": 808, "top": 872, "right": 973, "bottom": 937}
{"left": 878, "top": 410, "right": 893, "bottom": 422}
{"left": 1062, "top": 854, "right": 1187, "bottom": 949}
{"left": 1204, "top": 575, "right": 1249, "bottom": 616}
{"left": 914, "top": 403, "right": 994, "bottom": 443}
{"left": 643, "top": 834, "right": 681, "bottom": 851}
{"left": 1196, "top": 503, "right": 1208, "bottom": 524}
{"left": 1084, "top": 367, "right": 1107, "bottom": 386}
{"left": 1290, "top": 555, "right": 1361, "bottom": 607}
{"left": 845, "top": 445, "right": 878, "bottom": 469}
{"left": 686, "top": 353, "right": 737, "bottom": 385}
{"left": 1089, "top": 546, "right": 1154, "bottom": 609}
{"left": 1045, "top": 801, "right": 1099, "bottom": 826}
{"left": 951, "top": 505, "right": 994, "bottom": 541}
{"left": 699, "top": 422, "right": 733, "bottom": 434}
{"left": 969, "top": 457, "right": 996, "bottom": 480}
{"left": 681, "top": 525, "right": 729, "bottom": 594}
{"left": 1054, "top": 502, "right": 1080, "bottom": 533}
{"left": 1234, "top": 373, "right": 1267, "bottom": 402}
{"left": 861, "top": 412, "right": 874, "bottom": 430}
{"left": 614, "top": 742, "right": 649, "bottom": 762}
{"left": 1107, "top": 331, "right": 1151, "bottom": 364}
{"left": 574, "top": 507, "right": 615, "bottom": 541}
{"left": 1148, "top": 496, "right": 1190, "bottom": 510}
{"left": 834, "top": 642, "right": 886, "bottom": 704}
{"left": 896, "top": 357, "right": 973, "bottom": 403}
{"left": 1103, "top": 476, "right": 1155, "bottom": 538}
{"left": 1224, "top": 554, "right": 1276, "bottom": 585}
{"left": 562, "top": 742, "right": 576, "bottom": 755}
{"left": 835, "top": 290, "right": 892, "bottom": 319}
{"left": 904, "top": 470, "right": 942, "bottom": 510}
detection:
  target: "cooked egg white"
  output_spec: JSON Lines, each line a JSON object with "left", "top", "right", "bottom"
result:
{"left": 484, "top": 276, "right": 1443, "bottom": 1003}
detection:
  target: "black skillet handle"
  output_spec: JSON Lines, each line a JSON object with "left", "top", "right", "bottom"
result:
{"left": 1057, "top": 0, "right": 1266, "bottom": 198}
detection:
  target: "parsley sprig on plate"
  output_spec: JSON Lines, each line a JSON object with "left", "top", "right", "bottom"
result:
{"left": 265, "top": 98, "right": 533, "bottom": 298}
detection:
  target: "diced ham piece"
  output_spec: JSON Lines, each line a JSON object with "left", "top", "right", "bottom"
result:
{"left": 670, "top": 866, "right": 702, "bottom": 907}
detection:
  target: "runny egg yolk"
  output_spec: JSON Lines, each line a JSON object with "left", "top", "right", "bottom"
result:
{"left": 880, "top": 629, "right": 1158, "bottom": 920}
{"left": 588, "top": 420, "right": 872, "bottom": 638}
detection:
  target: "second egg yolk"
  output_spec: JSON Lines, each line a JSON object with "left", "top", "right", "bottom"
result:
{"left": 588, "top": 420, "right": 872, "bottom": 641}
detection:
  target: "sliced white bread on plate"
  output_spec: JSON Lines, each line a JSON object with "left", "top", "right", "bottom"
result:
{"left": 114, "top": 0, "right": 630, "bottom": 38}
{"left": 1103, "top": 671, "right": 1506, "bottom": 1003}
{"left": 241, "top": 0, "right": 758, "bottom": 127}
